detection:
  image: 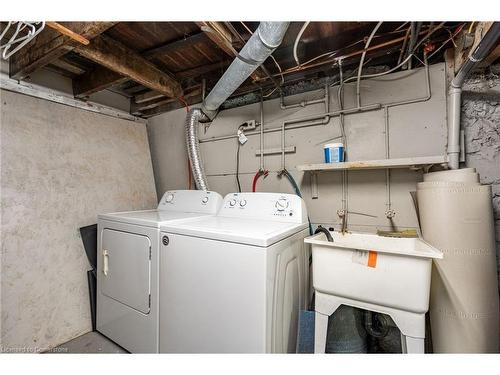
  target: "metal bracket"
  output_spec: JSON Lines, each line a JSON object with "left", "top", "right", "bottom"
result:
{"left": 311, "top": 172, "right": 318, "bottom": 199}
{"left": 255, "top": 146, "right": 296, "bottom": 156}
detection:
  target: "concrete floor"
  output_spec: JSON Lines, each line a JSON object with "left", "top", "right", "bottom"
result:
{"left": 46, "top": 331, "right": 128, "bottom": 353}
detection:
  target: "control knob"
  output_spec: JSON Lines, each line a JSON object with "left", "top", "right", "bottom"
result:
{"left": 229, "top": 199, "right": 237, "bottom": 207}
{"left": 165, "top": 193, "right": 174, "bottom": 203}
{"left": 275, "top": 198, "right": 289, "bottom": 211}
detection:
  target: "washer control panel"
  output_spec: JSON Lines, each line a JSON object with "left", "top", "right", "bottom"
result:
{"left": 158, "top": 190, "right": 223, "bottom": 214}
{"left": 220, "top": 192, "right": 307, "bottom": 223}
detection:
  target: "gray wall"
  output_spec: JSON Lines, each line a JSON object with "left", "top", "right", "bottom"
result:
{"left": 1, "top": 59, "right": 131, "bottom": 113}
{"left": 148, "top": 63, "right": 447, "bottom": 232}
{"left": 0, "top": 90, "right": 157, "bottom": 352}
{"left": 462, "top": 68, "right": 500, "bottom": 286}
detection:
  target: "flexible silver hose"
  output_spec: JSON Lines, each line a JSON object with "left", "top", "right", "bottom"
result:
{"left": 186, "top": 22, "right": 289, "bottom": 190}
{"left": 185, "top": 108, "right": 210, "bottom": 190}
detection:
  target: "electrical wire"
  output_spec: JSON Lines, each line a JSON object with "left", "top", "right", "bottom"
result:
{"left": 468, "top": 21, "right": 476, "bottom": 34}
{"left": 236, "top": 140, "right": 242, "bottom": 192}
{"left": 240, "top": 21, "right": 285, "bottom": 88}
{"left": 286, "top": 25, "right": 416, "bottom": 73}
{"left": 235, "top": 122, "right": 248, "bottom": 193}
{"left": 356, "top": 21, "right": 383, "bottom": 107}
{"left": 428, "top": 23, "right": 466, "bottom": 60}
{"left": 293, "top": 21, "right": 310, "bottom": 66}
{"left": 341, "top": 52, "right": 415, "bottom": 84}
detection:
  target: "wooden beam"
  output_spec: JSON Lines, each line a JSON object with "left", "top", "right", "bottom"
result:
{"left": 196, "top": 22, "right": 235, "bottom": 56}
{"left": 142, "top": 32, "right": 207, "bottom": 59}
{"left": 134, "top": 90, "right": 166, "bottom": 104}
{"left": 454, "top": 22, "right": 495, "bottom": 73}
{"left": 196, "top": 21, "right": 264, "bottom": 81}
{"left": 74, "top": 33, "right": 208, "bottom": 98}
{"left": 10, "top": 22, "right": 117, "bottom": 80}
{"left": 176, "top": 60, "right": 231, "bottom": 79}
{"left": 132, "top": 87, "right": 201, "bottom": 114}
{"left": 74, "top": 34, "right": 183, "bottom": 98}
{"left": 73, "top": 65, "right": 128, "bottom": 98}
{"left": 141, "top": 93, "right": 203, "bottom": 118}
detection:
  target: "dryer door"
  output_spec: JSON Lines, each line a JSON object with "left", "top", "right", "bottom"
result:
{"left": 101, "top": 229, "right": 151, "bottom": 314}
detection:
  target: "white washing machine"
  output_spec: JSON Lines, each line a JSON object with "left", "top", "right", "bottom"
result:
{"left": 159, "top": 192, "right": 310, "bottom": 353}
{"left": 97, "top": 190, "right": 223, "bottom": 353}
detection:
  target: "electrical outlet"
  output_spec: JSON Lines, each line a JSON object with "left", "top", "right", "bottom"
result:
{"left": 240, "top": 120, "right": 256, "bottom": 131}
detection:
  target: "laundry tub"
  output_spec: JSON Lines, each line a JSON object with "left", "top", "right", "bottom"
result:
{"left": 305, "top": 231, "right": 442, "bottom": 353}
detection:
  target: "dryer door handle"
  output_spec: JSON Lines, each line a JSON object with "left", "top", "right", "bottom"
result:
{"left": 103, "top": 250, "right": 109, "bottom": 276}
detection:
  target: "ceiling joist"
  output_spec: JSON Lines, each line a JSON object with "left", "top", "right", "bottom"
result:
{"left": 196, "top": 21, "right": 265, "bottom": 81}
{"left": 73, "top": 33, "right": 206, "bottom": 99}
{"left": 74, "top": 34, "right": 183, "bottom": 98}
{"left": 9, "top": 22, "right": 117, "bottom": 80}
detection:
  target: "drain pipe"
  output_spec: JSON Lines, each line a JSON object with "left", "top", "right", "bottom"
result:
{"left": 447, "top": 22, "right": 500, "bottom": 170}
{"left": 186, "top": 22, "right": 289, "bottom": 190}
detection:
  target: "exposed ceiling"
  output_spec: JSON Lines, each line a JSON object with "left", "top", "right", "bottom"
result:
{"left": 2, "top": 21, "right": 495, "bottom": 118}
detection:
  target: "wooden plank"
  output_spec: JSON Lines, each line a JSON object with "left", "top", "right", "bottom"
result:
{"left": 141, "top": 93, "right": 203, "bottom": 117}
{"left": 74, "top": 34, "right": 183, "bottom": 98}
{"left": 454, "top": 22, "right": 494, "bottom": 73}
{"left": 49, "top": 58, "right": 86, "bottom": 75}
{"left": 73, "top": 65, "right": 128, "bottom": 98}
{"left": 46, "top": 22, "right": 90, "bottom": 45}
{"left": 10, "top": 22, "right": 117, "bottom": 80}
{"left": 134, "top": 90, "right": 165, "bottom": 104}
{"left": 74, "top": 34, "right": 206, "bottom": 98}
{"left": 132, "top": 87, "right": 201, "bottom": 114}
{"left": 196, "top": 21, "right": 235, "bottom": 56}
{"left": 176, "top": 60, "right": 231, "bottom": 79}
{"left": 297, "top": 156, "right": 449, "bottom": 172}
{"left": 196, "top": 21, "right": 264, "bottom": 81}
{"left": 142, "top": 32, "right": 207, "bottom": 59}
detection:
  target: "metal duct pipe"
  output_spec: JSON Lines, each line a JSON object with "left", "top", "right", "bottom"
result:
{"left": 202, "top": 22, "right": 290, "bottom": 118}
{"left": 447, "top": 22, "right": 500, "bottom": 169}
{"left": 186, "top": 22, "right": 290, "bottom": 190}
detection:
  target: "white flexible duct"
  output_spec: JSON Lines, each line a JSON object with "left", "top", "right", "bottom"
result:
{"left": 186, "top": 22, "right": 290, "bottom": 190}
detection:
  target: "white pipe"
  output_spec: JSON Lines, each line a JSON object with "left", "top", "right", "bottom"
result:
{"left": 447, "top": 86, "right": 462, "bottom": 170}
{"left": 447, "top": 22, "right": 499, "bottom": 169}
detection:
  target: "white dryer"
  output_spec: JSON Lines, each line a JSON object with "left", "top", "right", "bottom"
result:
{"left": 159, "top": 192, "right": 310, "bottom": 353}
{"left": 97, "top": 190, "right": 223, "bottom": 353}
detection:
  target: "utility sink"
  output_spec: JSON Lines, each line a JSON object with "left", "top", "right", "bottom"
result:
{"left": 305, "top": 231, "right": 442, "bottom": 314}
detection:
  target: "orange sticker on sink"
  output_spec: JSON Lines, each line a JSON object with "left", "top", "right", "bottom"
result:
{"left": 368, "top": 251, "right": 378, "bottom": 268}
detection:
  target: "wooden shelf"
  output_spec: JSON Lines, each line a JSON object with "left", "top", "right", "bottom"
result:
{"left": 297, "top": 155, "right": 448, "bottom": 172}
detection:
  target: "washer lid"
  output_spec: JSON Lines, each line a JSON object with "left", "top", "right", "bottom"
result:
{"left": 161, "top": 216, "right": 308, "bottom": 247}
{"left": 99, "top": 210, "right": 214, "bottom": 228}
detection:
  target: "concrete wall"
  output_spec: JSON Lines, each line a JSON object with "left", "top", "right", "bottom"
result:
{"left": 148, "top": 63, "right": 447, "bottom": 232}
{"left": 462, "top": 67, "right": 500, "bottom": 286}
{"left": 1, "top": 59, "right": 131, "bottom": 113}
{"left": 0, "top": 90, "right": 157, "bottom": 352}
